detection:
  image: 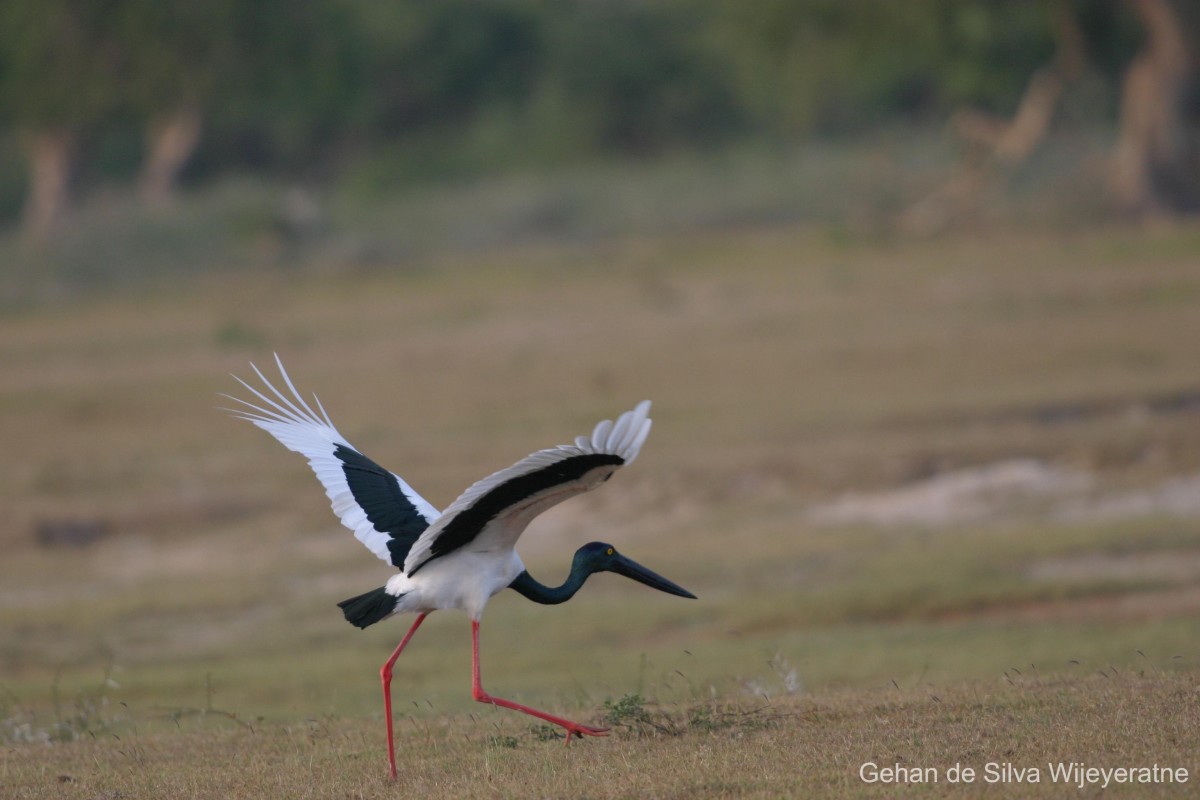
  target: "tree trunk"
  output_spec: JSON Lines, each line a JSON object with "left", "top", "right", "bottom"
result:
{"left": 900, "top": 8, "right": 1085, "bottom": 234}
{"left": 138, "top": 105, "right": 202, "bottom": 206}
{"left": 20, "top": 129, "right": 75, "bottom": 245}
{"left": 1110, "top": 0, "right": 1197, "bottom": 213}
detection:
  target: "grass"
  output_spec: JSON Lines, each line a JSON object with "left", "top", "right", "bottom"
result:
{"left": 2, "top": 217, "right": 1200, "bottom": 796}
{"left": 3, "top": 674, "right": 1196, "bottom": 798}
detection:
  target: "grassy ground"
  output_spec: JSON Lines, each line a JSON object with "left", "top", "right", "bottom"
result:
{"left": 3, "top": 674, "right": 1196, "bottom": 798}
{"left": 3, "top": 220, "right": 1200, "bottom": 796}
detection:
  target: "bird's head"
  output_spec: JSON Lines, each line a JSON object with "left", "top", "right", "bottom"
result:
{"left": 574, "top": 541, "right": 697, "bottom": 599}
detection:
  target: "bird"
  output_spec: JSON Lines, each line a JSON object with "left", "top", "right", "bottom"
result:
{"left": 224, "top": 355, "right": 696, "bottom": 781}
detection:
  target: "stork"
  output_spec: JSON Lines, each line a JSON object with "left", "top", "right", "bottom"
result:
{"left": 225, "top": 356, "right": 695, "bottom": 780}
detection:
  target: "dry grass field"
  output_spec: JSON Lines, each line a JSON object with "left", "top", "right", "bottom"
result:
{"left": 4, "top": 674, "right": 1196, "bottom": 799}
{"left": 3, "top": 221, "right": 1200, "bottom": 797}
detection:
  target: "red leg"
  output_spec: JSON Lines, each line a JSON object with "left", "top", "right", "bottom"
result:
{"left": 381, "top": 612, "right": 427, "bottom": 782}
{"left": 470, "top": 619, "right": 609, "bottom": 746}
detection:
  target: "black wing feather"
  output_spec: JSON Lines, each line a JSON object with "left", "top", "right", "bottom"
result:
{"left": 411, "top": 453, "right": 623, "bottom": 574}
{"left": 334, "top": 444, "right": 430, "bottom": 567}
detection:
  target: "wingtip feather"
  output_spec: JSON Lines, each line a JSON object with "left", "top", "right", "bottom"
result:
{"left": 624, "top": 418, "right": 652, "bottom": 464}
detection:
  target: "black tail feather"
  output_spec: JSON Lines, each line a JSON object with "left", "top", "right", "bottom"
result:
{"left": 337, "top": 586, "right": 399, "bottom": 629}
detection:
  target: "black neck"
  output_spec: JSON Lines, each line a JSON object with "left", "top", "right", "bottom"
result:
{"left": 509, "top": 567, "right": 590, "bottom": 605}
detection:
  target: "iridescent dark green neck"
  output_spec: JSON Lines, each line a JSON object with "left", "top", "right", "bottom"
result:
{"left": 509, "top": 567, "right": 591, "bottom": 605}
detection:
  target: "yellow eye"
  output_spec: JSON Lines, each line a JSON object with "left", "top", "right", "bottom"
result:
{"left": 606, "top": 547, "right": 614, "bottom": 556}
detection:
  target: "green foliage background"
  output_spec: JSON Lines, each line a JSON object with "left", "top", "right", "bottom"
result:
{"left": 0, "top": 0, "right": 1153, "bottom": 208}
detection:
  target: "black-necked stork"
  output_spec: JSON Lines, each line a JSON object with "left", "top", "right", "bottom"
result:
{"left": 225, "top": 356, "right": 695, "bottom": 780}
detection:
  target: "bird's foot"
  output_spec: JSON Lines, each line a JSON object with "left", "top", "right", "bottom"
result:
{"left": 474, "top": 688, "right": 609, "bottom": 746}
{"left": 561, "top": 721, "right": 610, "bottom": 747}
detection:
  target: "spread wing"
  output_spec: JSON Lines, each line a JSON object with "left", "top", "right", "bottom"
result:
{"left": 224, "top": 355, "right": 439, "bottom": 568}
{"left": 404, "top": 400, "right": 651, "bottom": 577}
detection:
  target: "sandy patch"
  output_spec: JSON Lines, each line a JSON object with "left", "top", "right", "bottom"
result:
{"left": 807, "top": 458, "right": 1200, "bottom": 528}
{"left": 806, "top": 459, "right": 1091, "bottom": 526}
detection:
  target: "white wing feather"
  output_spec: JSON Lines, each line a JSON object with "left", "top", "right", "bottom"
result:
{"left": 403, "top": 401, "right": 651, "bottom": 576}
{"left": 224, "top": 355, "right": 440, "bottom": 564}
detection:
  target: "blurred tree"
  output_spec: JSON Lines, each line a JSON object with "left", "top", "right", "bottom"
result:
{"left": 199, "top": 0, "right": 363, "bottom": 172}
{"left": 526, "top": 0, "right": 740, "bottom": 155}
{"left": 1111, "top": 0, "right": 1200, "bottom": 213}
{"left": 0, "top": 0, "right": 126, "bottom": 241}
{"left": 927, "top": 0, "right": 1195, "bottom": 217}
{"left": 712, "top": 0, "right": 1059, "bottom": 136}
{"left": 896, "top": 0, "right": 1200, "bottom": 227}
{"left": 345, "top": 0, "right": 738, "bottom": 174}
{"left": 123, "top": 0, "right": 362, "bottom": 199}
{"left": 0, "top": 0, "right": 360, "bottom": 239}
{"left": 351, "top": 0, "right": 540, "bottom": 132}
{"left": 2, "top": 0, "right": 1196, "bottom": 236}
{"left": 109, "top": 0, "right": 234, "bottom": 205}
{"left": 900, "top": 1, "right": 1090, "bottom": 232}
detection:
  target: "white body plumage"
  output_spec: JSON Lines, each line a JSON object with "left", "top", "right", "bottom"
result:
{"left": 384, "top": 549, "right": 526, "bottom": 619}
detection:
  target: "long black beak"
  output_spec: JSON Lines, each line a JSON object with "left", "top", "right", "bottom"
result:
{"left": 610, "top": 554, "right": 697, "bottom": 599}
